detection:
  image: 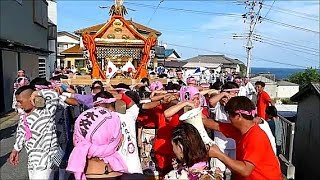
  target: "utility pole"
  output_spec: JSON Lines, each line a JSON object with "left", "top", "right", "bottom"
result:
{"left": 233, "top": 0, "right": 262, "bottom": 78}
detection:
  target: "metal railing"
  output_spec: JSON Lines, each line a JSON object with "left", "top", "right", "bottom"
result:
{"left": 278, "top": 115, "right": 295, "bottom": 179}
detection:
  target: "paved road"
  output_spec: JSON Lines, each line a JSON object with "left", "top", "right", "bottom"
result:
{"left": 0, "top": 123, "right": 28, "bottom": 180}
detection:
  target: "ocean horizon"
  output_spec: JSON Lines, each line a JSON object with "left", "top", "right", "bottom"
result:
{"left": 250, "top": 67, "right": 306, "bottom": 80}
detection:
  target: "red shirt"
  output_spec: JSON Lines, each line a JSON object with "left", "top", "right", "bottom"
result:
{"left": 257, "top": 91, "right": 271, "bottom": 120}
{"left": 219, "top": 123, "right": 282, "bottom": 180}
{"left": 154, "top": 106, "right": 209, "bottom": 155}
{"left": 137, "top": 108, "right": 157, "bottom": 128}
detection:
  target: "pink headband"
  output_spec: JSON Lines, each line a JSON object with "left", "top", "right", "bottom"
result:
{"left": 93, "top": 97, "right": 117, "bottom": 105}
{"left": 167, "top": 90, "right": 179, "bottom": 93}
{"left": 187, "top": 77, "right": 196, "bottom": 84}
{"left": 201, "top": 84, "right": 210, "bottom": 88}
{"left": 223, "top": 88, "right": 240, "bottom": 92}
{"left": 35, "top": 85, "right": 51, "bottom": 90}
{"left": 149, "top": 81, "right": 164, "bottom": 91}
{"left": 234, "top": 109, "right": 257, "bottom": 117}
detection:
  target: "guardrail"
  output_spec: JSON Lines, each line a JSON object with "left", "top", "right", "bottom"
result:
{"left": 278, "top": 115, "right": 295, "bottom": 179}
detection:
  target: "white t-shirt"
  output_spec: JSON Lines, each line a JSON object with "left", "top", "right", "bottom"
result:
{"left": 258, "top": 120, "right": 277, "bottom": 155}
{"left": 238, "top": 86, "right": 247, "bottom": 97}
{"left": 245, "top": 82, "right": 256, "bottom": 100}
{"left": 213, "top": 102, "right": 236, "bottom": 150}
{"left": 117, "top": 105, "right": 143, "bottom": 174}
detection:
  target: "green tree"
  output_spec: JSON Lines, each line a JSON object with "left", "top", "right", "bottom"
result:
{"left": 288, "top": 68, "right": 320, "bottom": 87}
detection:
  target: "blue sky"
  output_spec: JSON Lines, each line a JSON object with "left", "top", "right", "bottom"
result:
{"left": 57, "top": 0, "right": 319, "bottom": 69}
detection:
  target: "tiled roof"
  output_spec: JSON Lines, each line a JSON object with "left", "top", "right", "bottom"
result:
{"left": 185, "top": 55, "right": 244, "bottom": 64}
{"left": 157, "top": 49, "right": 181, "bottom": 58}
{"left": 158, "top": 61, "right": 186, "bottom": 68}
{"left": 74, "top": 20, "right": 161, "bottom": 36}
{"left": 291, "top": 83, "right": 320, "bottom": 101}
{"left": 277, "top": 81, "right": 299, "bottom": 86}
{"left": 60, "top": 45, "right": 82, "bottom": 54}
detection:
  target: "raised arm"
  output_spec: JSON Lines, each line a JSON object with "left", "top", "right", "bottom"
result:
{"left": 209, "top": 145, "right": 255, "bottom": 177}
{"left": 202, "top": 118, "right": 220, "bottom": 131}
{"left": 164, "top": 101, "right": 194, "bottom": 119}
{"left": 209, "top": 92, "right": 229, "bottom": 107}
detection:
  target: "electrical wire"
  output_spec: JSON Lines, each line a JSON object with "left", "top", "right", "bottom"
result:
{"left": 146, "top": 0, "right": 164, "bottom": 26}
{"left": 262, "top": 17, "right": 320, "bottom": 34}
{"left": 263, "top": 3, "right": 319, "bottom": 19}
{"left": 126, "top": 2, "right": 242, "bottom": 17}
{"left": 263, "top": 0, "right": 275, "bottom": 19}
{"left": 167, "top": 43, "right": 309, "bottom": 68}
{"left": 254, "top": 34, "right": 319, "bottom": 52}
{"left": 253, "top": 38, "right": 319, "bottom": 56}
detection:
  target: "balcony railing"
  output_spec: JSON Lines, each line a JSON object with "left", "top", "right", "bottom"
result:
{"left": 278, "top": 115, "right": 295, "bottom": 179}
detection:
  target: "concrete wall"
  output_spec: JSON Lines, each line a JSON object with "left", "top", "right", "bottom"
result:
{"left": 263, "top": 84, "right": 277, "bottom": 99}
{"left": 293, "top": 95, "right": 320, "bottom": 179}
{"left": 277, "top": 85, "right": 299, "bottom": 99}
{"left": 47, "top": 40, "right": 56, "bottom": 79}
{"left": 0, "top": 0, "right": 48, "bottom": 49}
{"left": 47, "top": 0, "right": 57, "bottom": 25}
{"left": 1, "top": 50, "right": 18, "bottom": 112}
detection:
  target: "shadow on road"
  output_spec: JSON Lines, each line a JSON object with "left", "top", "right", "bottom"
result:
{"left": 0, "top": 153, "right": 10, "bottom": 168}
{"left": 0, "top": 124, "right": 17, "bottom": 141}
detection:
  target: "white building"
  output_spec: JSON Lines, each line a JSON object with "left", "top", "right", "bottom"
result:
{"left": 46, "top": 0, "right": 57, "bottom": 79}
{"left": 57, "top": 31, "right": 80, "bottom": 68}
{"left": 276, "top": 81, "right": 299, "bottom": 99}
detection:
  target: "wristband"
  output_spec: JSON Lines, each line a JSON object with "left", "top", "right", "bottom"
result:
{"left": 60, "top": 84, "right": 68, "bottom": 91}
{"left": 121, "top": 93, "right": 132, "bottom": 106}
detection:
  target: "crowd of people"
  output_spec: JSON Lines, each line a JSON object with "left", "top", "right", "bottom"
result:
{"left": 8, "top": 68, "right": 283, "bottom": 180}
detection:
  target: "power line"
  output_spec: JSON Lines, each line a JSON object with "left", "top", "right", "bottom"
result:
{"left": 146, "top": 0, "right": 164, "bottom": 26}
{"left": 263, "top": 0, "right": 275, "bottom": 19}
{"left": 254, "top": 39, "right": 320, "bottom": 57}
{"left": 263, "top": 3, "right": 319, "bottom": 19}
{"left": 262, "top": 17, "right": 320, "bottom": 34}
{"left": 253, "top": 56, "right": 308, "bottom": 68}
{"left": 254, "top": 34, "right": 319, "bottom": 52}
{"left": 126, "top": 2, "right": 242, "bottom": 17}
{"left": 167, "top": 42, "right": 308, "bottom": 68}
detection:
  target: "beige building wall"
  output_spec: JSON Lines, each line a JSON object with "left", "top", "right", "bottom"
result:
{"left": 277, "top": 85, "right": 299, "bottom": 99}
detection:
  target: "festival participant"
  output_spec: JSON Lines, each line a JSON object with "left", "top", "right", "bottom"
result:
{"left": 12, "top": 70, "right": 30, "bottom": 110}
{"left": 30, "top": 77, "right": 74, "bottom": 180}
{"left": 234, "top": 77, "right": 247, "bottom": 97}
{"left": 63, "top": 81, "right": 104, "bottom": 110}
{"left": 66, "top": 93, "right": 128, "bottom": 180}
{"left": 153, "top": 86, "right": 208, "bottom": 177}
{"left": 255, "top": 81, "right": 273, "bottom": 120}
{"left": 207, "top": 82, "right": 239, "bottom": 176}
{"left": 175, "top": 69, "right": 186, "bottom": 86}
{"left": 165, "top": 123, "right": 222, "bottom": 180}
{"left": 9, "top": 85, "right": 62, "bottom": 180}
{"left": 252, "top": 116, "right": 277, "bottom": 155}
{"left": 266, "top": 106, "right": 283, "bottom": 155}
{"left": 204, "top": 96, "right": 282, "bottom": 179}
{"left": 92, "top": 90, "right": 144, "bottom": 174}
{"left": 243, "top": 78, "right": 256, "bottom": 100}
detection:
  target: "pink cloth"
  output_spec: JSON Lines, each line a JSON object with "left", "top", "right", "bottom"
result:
{"left": 35, "top": 85, "right": 50, "bottom": 90}
{"left": 179, "top": 86, "right": 200, "bottom": 102}
{"left": 22, "top": 113, "right": 32, "bottom": 141}
{"left": 149, "top": 81, "right": 164, "bottom": 91}
{"left": 67, "top": 107, "right": 128, "bottom": 180}
{"left": 93, "top": 97, "right": 117, "bottom": 106}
